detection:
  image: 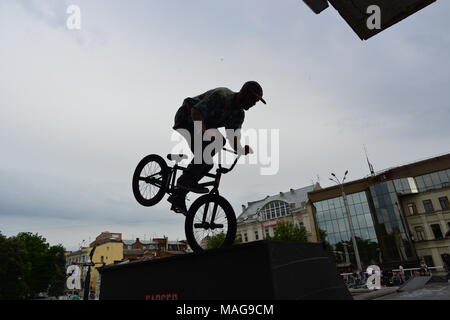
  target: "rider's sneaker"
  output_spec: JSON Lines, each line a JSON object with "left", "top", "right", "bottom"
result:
{"left": 176, "top": 181, "right": 209, "bottom": 194}
{"left": 168, "top": 195, "right": 188, "bottom": 215}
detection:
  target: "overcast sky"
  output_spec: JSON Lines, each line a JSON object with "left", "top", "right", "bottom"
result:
{"left": 1, "top": 0, "right": 449, "bottom": 251}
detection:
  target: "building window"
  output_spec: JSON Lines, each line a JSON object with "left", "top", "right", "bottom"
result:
{"left": 254, "top": 231, "right": 259, "bottom": 240}
{"left": 407, "top": 203, "right": 417, "bottom": 215}
{"left": 260, "top": 201, "right": 290, "bottom": 220}
{"left": 423, "top": 200, "right": 434, "bottom": 213}
{"left": 101, "top": 256, "right": 104, "bottom": 263}
{"left": 415, "top": 226, "right": 425, "bottom": 241}
{"left": 415, "top": 170, "right": 450, "bottom": 192}
{"left": 265, "top": 228, "right": 270, "bottom": 239}
{"left": 438, "top": 197, "right": 449, "bottom": 210}
{"left": 430, "top": 224, "right": 443, "bottom": 239}
{"left": 243, "top": 233, "right": 248, "bottom": 242}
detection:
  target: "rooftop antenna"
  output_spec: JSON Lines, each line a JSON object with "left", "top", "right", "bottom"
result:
{"left": 364, "top": 144, "right": 375, "bottom": 176}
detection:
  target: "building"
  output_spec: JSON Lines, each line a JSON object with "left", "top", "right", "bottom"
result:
{"left": 65, "top": 247, "right": 92, "bottom": 268}
{"left": 308, "top": 153, "right": 450, "bottom": 271}
{"left": 90, "top": 231, "right": 122, "bottom": 245}
{"left": 65, "top": 247, "right": 92, "bottom": 296}
{"left": 64, "top": 232, "right": 190, "bottom": 298}
{"left": 76, "top": 231, "right": 190, "bottom": 297}
{"left": 122, "top": 237, "right": 189, "bottom": 260}
{"left": 236, "top": 185, "right": 319, "bottom": 243}
{"left": 397, "top": 170, "right": 450, "bottom": 268}
{"left": 88, "top": 232, "right": 124, "bottom": 297}
{"left": 89, "top": 239, "right": 124, "bottom": 297}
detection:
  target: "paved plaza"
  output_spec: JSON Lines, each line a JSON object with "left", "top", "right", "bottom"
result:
{"left": 376, "top": 282, "right": 449, "bottom": 300}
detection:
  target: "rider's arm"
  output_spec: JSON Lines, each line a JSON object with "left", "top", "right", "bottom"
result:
{"left": 228, "top": 131, "right": 251, "bottom": 155}
{"left": 233, "top": 136, "right": 245, "bottom": 154}
{"left": 226, "top": 111, "right": 251, "bottom": 155}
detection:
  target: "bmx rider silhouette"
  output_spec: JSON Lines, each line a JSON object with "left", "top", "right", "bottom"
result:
{"left": 168, "top": 81, "right": 267, "bottom": 214}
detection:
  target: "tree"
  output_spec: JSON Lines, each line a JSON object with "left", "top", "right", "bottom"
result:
{"left": 206, "top": 232, "right": 242, "bottom": 249}
{"left": 318, "top": 228, "right": 334, "bottom": 254}
{"left": 47, "top": 244, "right": 67, "bottom": 297}
{"left": 265, "top": 221, "right": 308, "bottom": 242}
{"left": 335, "top": 237, "right": 379, "bottom": 268}
{"left": 0, "top": 232, "right": 31, "bottom": 299}
{"left": 8, "top": 232, "right": 67, "bottom": 299}
{"left": 15, "top": 232, "right": 51, "bottom": 296}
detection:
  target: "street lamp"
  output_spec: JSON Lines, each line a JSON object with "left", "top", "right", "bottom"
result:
{"left": 329, "top": 171, "right": 363, "bottom": 272}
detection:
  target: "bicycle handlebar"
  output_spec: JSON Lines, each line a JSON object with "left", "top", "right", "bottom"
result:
{"left": 222, "top": 147, "right": 238, "bottom": 155}
{"left": 218, "top": 147, "right": 243, "bottom": 173}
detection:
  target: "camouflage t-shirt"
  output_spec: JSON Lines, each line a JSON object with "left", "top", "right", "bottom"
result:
{"left": 173, "top": 87, "right": 245, "bottom": 130}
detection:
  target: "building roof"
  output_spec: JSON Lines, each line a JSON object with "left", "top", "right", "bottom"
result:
{"left": 168, "top": 241, "right": 186, "bottom": 245}
{"left": 122, "top": 240, "right": 157, "bottom": 245}
{"left": 237, "top": 185, "right": 316, "bottom": 222}
{"left": 308, "top": 152, "right": 450, "bottom": 202}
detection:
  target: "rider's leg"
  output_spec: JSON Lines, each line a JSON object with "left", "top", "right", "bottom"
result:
{"left": 168, "top": 126, "right": 205, "bottom": 213}
{"left": 175, "top": 125, "right": 209, "bottom": 193}
{"left": 177, "top": 130, "right": 225, "bottom": 190}
{"left": 169, "top": 128, "right": 224, "bottom": 213}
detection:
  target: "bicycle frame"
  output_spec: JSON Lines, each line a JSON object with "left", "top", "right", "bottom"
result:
{"left": 166, "top": 148, "right": 241, "bottom": 197}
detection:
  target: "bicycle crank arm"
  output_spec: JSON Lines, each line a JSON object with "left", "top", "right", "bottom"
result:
{"left": 210, "top": 223, "right": 224, "bottom": 230}
{"left": 194, "top": 223, "right": 210, "bottom": 229}
{"left": 194, "top": 222, "right": 224, "bottom": 230}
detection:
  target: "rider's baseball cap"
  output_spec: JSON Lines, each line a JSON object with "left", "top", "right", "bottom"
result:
{"left": 242, "top": 81, "right": 267, "bottom": 104}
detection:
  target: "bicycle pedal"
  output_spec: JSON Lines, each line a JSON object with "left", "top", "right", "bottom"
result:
{"left": 170, "top": 204, "right": 186, "bottom": 216}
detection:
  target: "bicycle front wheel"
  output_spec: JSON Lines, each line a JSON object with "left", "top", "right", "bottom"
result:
{"left": 132, "top": 154, "right": 169, "bottom": 207}
{"left": 185, "top": 194, "right": 237, "bottom": 252}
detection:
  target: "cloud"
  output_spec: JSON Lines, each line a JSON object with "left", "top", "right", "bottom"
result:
{"left": 16, "top": 0, "right": 69, "bottom": 30}
{"left": 1, "top": 0, "right": 450, "bottom": 250}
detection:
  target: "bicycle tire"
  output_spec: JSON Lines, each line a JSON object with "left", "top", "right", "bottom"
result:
{"left": 185, "top": 194, "right": 237, "bottom": 252}
{"left": 132, "top": 154, "right": 169, "bottom": 207}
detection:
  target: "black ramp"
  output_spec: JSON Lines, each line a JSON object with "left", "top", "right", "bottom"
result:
{"left": 268, "top": 241, "right": 352, "bottom": 299}
{"left": 397, "top": 275, "right": 432, "bottom": 292}
{"left": 99, "top": 241, "right": 352, "bottom": 300}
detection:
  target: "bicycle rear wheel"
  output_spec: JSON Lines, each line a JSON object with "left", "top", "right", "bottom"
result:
{"left": 132, "top": 154, "right": 169, "bottom": 207}
{"left": 185, "top": 194, "right": 237, "bottom": 252}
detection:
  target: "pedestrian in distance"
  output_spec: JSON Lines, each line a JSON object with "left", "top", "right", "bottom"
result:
{"left": 399, "top": 265, "right": 406, "bottom": 284}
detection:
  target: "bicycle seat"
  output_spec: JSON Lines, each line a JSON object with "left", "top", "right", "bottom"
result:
{"left": 167, "top": 154, "right": 188, "bottom": 163}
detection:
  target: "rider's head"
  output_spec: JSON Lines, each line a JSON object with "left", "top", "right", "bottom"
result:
{"left": 237, "top": 81, "right": 267, "bottom": 110}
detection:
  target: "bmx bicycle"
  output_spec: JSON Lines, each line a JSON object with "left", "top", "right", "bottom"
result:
{"left": 132, "top": 148, "right": 242, "bottom": 252}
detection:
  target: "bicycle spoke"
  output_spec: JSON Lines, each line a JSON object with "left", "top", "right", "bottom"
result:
{"left": 138, "top": 161, "right": 165, "bottom": 200}
{"left": 192, "top": 202, "right": 229, "bottom": 248}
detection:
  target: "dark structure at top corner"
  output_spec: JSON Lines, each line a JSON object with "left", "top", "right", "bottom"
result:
{"left": 305, "top": 0, "right": 437, "bottom": 40}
